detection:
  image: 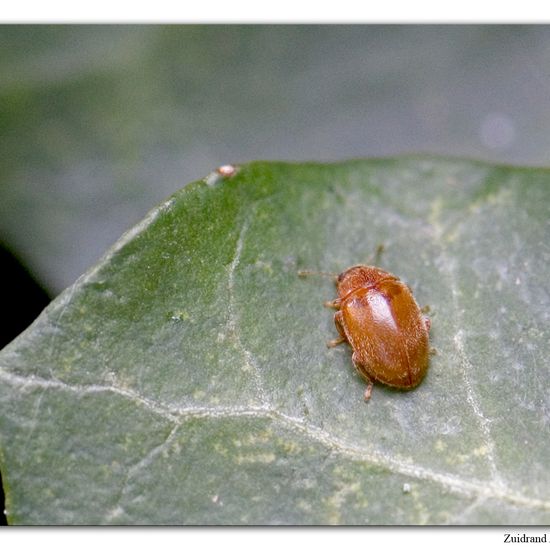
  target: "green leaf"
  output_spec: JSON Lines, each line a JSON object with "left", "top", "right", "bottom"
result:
{"left": 1, "top": 157, "right": 549, "bottom": 525}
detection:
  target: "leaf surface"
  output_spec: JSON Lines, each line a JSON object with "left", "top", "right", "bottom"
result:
{"left": 1, "top": 158, "right": 549, "bottom": 524}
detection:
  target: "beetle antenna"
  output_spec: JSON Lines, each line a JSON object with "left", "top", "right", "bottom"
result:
{"left": 367, "top": 244, "right": 385, "bottom": 265}
{"left": 298, "top": 269, "right": 338, "bottom": 281}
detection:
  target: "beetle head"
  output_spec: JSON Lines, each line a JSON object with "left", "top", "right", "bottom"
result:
{"left": 336, "top": 265, "right": 396, "bottom": 299}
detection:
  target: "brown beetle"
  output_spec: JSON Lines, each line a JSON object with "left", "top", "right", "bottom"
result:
{"left": 301, "top": 263, "right": 431, "bottom": 400}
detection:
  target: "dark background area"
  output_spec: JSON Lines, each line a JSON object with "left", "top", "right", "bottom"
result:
{"left": 1, "top": 243, "right": 51, "bottom": 525}
{"left": 3, "top": 26, "right": 550, "bottom": 299}
{"left": 2, "top": 24, "right": 550, "bottom": 525}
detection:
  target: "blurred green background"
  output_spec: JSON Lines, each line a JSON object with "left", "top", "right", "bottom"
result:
{"left": 2, "top": 25, "right": 550, "bottom": 296}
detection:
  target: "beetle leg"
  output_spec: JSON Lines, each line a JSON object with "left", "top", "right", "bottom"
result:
{"left": 429, "top": 347, "right": 438, "bottom": 356}
{"left": 323, "top": 298, "right": 341, "bottom": 309}
{"left": 334, "top": 310, "right": 348, "bottom": 339}
{"left": 421, "top": 304, "right": 431, "bottom": 314}
{"left": 327, "top": 311, "right": 348, "bottom": 347}
{"left": 363, "top": 382, "right": 374, "bottom": 401}
{"left": 351, "top": 352, "right": 374, "bottom": 401}
{"left": 327, "top": 337, "right": 346, "bottom": 348}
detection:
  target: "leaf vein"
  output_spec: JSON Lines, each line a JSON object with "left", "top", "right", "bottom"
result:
{"left": 430, "top": 199, "right": 504, "bottom": 489}
{"left": 226, "top": 213, "right": 269, "bottom": 405}
{"left": 2, "top": 367, "right": 548, "bottom": 513}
